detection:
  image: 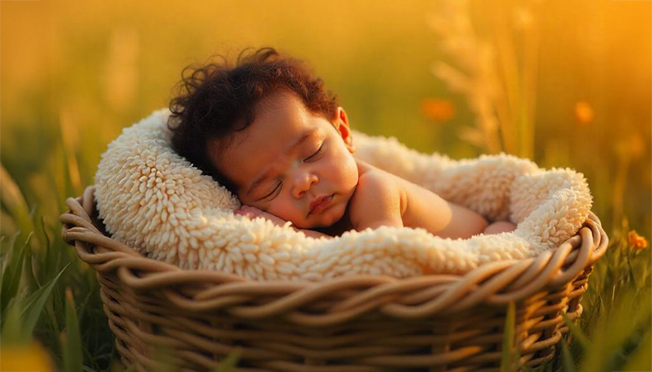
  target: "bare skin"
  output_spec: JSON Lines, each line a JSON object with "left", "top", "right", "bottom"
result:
{"left": 237, "top": 159, "right": 517, "bottom": 239}
{"left": 213, "top": 90, "right": 516, "bottom": 239}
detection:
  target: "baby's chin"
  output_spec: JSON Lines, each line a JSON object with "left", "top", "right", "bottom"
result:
{"left": 293, "top": 215, "right": 338, "bottom": 230}
{"left": 300, "top": 196, "right": 348, "bottom": 229}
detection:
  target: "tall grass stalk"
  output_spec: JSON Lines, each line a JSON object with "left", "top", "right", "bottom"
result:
{"left": 429, "top": 0, "right": 539, "bottom": 159}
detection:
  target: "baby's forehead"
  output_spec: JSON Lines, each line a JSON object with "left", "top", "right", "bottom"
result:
{"left": 214, "top": 124, "right": 319, "bottom": 172}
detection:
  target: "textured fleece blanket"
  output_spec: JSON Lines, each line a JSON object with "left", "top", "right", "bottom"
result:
{"left": 94, "top": 109, "right": 593, "bottom": 281}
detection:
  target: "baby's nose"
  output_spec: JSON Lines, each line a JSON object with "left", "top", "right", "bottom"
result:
{"left": 292, "top": 173, "right": 318, "bottom": 198}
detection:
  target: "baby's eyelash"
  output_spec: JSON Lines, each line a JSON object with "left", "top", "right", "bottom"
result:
{"left": 257, "top": 143, "right": 323, "bottom": 201}
{"left": 305, "top": 144, "right": 324, "bottom": 161}
{"left": 262, "top": 182, "right": 282, "bottom": 200}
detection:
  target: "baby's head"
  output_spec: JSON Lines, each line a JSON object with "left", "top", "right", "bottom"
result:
{"left": 168, "top": 47, "right": 358, "bottom": 229}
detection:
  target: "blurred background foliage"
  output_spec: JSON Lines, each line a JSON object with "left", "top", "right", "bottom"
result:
{"left": 1, "top": 0, "right": 650, "bottom": 371}
{"left": 2, "top": 0, "right": 650, "bottom": 234}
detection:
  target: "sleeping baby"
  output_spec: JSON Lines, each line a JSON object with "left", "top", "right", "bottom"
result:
{"left": 168, "top": 47, "right": 516, "bottom": 239}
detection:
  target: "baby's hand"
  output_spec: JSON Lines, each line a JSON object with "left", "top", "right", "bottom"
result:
{"left": 235, "top": 206, "right": 288, "bottom": 227}
{"left": 235, "top": 205, "right": 331, "bottom": 239}
{"left": 483, "top": 221, "right": 517, "bottom": 235}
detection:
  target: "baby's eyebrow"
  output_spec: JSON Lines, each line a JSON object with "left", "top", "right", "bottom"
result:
{"left": 246, "top": 128, "right": 317, "bottom": 197}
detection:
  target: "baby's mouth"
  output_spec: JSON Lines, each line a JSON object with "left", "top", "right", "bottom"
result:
{"left": 308, "top": 194, "right": 334, "bottom": 216}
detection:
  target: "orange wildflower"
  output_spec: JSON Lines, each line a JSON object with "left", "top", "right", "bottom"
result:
{"left": 628, "top": 230, "right": 648, "bottom": 249}
{"left": 628, "top": 134, "right": 645, "bottom": 159}
{"left": 575, "top": 101, "right": 594, "bottom": 125}
{"left": 421, "top": 98, "right": 455, "bottom": 122}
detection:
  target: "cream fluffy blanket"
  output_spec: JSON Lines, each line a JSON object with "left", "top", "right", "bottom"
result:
{"left": 94, "top": 109, "right": 593, "bottom": 280}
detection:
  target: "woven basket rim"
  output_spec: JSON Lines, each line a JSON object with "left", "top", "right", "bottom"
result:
{"left": 60, "top": 185, "right": 609, "bottom": 323}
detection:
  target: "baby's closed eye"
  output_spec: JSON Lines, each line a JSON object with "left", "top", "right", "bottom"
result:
{"left": 255, "top": 141, "right": 326, "bottom": 202}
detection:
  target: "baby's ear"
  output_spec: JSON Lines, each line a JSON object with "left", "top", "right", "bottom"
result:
{"left": 335, "top": 107, "right": 355, "bottom": 154}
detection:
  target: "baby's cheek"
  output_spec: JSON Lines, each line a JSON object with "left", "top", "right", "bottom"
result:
{"left": 266, "top": 200, "right": 302, "bottom": 226}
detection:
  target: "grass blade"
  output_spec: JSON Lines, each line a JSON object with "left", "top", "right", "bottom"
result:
{"left": 41, "top": 216, "right": 55, "bottom": 282}
{"left": 560, "top": 339, "right": 577, "bottom": 372}
{"left": 0, "top": 232, "right": 29, "bottom": 315}
{"left": 0, "top": 296, "right": 30, "bottom": 344}
{"left": 621, "top": 327, "right": 652, "bottom": 371}
{"left": 18, "top": 262, "right": 71, "bottom": 337}
{"left": 500, "top": 301, "right": 516, "bottom": 372}
{"left": 64, "top": 287, "right": 83, "bottom": 372}
{"left": 0, "top": 164, "right": 34, "bottom": 237}
{"left": 212, "top": 348, "right": 242, "bottom": 372}
{"left": 561, "top": 312, "right": 590, "bottom": 350}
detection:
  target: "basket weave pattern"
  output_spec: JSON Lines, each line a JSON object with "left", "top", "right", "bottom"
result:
{"left": 61, "top": 186, "right": 608, "bottom": 372}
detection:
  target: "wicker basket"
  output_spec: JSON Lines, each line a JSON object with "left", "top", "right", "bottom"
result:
{"left": 61, "top": 186, "right": 608, "bottom": 372}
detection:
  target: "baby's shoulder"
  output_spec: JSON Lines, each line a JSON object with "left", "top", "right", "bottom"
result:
{"left": 355, "top": 160, "right": 407, "bottom": 193}
{"left": 355, "top": 163, "right": 397, "bottom": 193}
{"left": 348, "top": 161, "right": 406, "bottom": 228}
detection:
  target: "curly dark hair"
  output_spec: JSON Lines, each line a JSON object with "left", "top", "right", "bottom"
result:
{"left": 167, "top": 47, "right": 339, "bottom": 193}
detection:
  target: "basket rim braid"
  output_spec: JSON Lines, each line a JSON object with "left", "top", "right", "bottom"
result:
{"left": 61, "top": 186, "right": 608, "bottom": 371}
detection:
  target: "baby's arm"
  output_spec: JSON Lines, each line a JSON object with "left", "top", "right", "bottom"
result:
{"left": 374, "top": 170, "right": 489, "bottom": 239}
{"left": 432, "top": 201, "right": 489, "bottom": 239}
{"left": 403, "top": 182, "right": 517, "bottom": 237}
{"left": 348, "top": 165, "right": 489, "bottom": 238}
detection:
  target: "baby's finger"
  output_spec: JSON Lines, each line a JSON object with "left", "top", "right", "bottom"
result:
{"left": 235, "top": 209, "right": 254, "bottom": 217}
